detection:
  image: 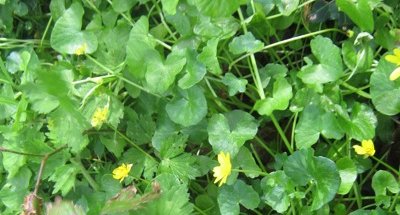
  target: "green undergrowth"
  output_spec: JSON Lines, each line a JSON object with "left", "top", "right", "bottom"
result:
{"left": 0, "top": 0, "right": 400, "bottom": 214}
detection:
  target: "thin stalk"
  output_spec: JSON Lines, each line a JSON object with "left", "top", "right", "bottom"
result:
{"left": 40, "top": 16, "right": 52, "bottom": 48}
{"left": 371, "top": 155, "right": 400, "bottom": 177}
{"left": 250, "top": 144, "right": 267, "bottom": 172}
{"left": 70, "top": 158, "right": 100, "bottom": 191}
{"left": 270, "top": 114, "right": 293, "bottom": 153}
{"left": 232, "top": 168, "right": 268, "bottom": 176}
{"left": 340, "top": 82, "right": 372, "bottom": 99}
{"left": 229, "top": 28, "right": 345, "bottom": 70}
{"left": 110, "top": 125, "right": 159, "bottom": 164}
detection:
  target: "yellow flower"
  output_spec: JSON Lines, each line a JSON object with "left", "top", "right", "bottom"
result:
{"left": 91, "top": 106, "right": 109, "bottom": 127}
{"left": 112, "top": 163, "right": 132, "bottom": 182}
{"left": 212, "top": 152, "right": 232, "bottom": 187}
{"left": 389, "top": 67, "right": 400, "bottom": 81}
{"left": 353, "top": 139, "right": 375, "bottom": 158}
{"left": 385, "top": 48, "right": 400, "bottom": 65}
{"left": 385, "top": 48, "right": 400, "bottom": 81}
{"left": 74, "top": 43, "right": 87, "bottom": 55}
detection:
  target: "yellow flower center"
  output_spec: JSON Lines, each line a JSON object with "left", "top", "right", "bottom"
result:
{"left": 91, "top": 106, "right": 109, "bottom": 127}
{"left": 112, "top": 163, "right": 132, "bottom": 182}
{"left": 75, "top": 43, "right": 87, "bottom": 55}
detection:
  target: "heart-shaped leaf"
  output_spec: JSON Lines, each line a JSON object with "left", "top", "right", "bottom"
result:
{"left": 50, "top": 2, "right": 98, "bottom": 54}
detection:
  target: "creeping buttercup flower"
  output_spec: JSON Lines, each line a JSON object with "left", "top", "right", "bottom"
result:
{"left": 212, "top": 152, "right": 232, "bottom": 187}
{"left": 91, "top": 106, "right": 109, "bottom": 127}
{"left": 74, "top": 43, "right": 87, "bottom": 55}
{"left": 385, "top": 48, "right": 400, "bottom": 81}
{"left": 353, "top": 139, "right": 375, "bottom": 158}
{"left": 112, "top": 163, "right": 133, "bottom": 182}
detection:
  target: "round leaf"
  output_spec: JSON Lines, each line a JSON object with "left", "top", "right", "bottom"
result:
{"left": 166, "top": 85, "right": 207, "bottom": 127}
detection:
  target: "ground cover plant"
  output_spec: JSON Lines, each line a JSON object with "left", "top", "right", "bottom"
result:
{"left": 0, "top": 0, "right": 399, "bottom": 214}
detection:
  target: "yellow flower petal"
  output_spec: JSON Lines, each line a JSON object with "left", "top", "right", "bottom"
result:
{"left": 353, "top": 140, "right": 375, "bottom": 158}
{"left": 389, "top": 67, "right": 400, "bottom": 81}
{"left": 385, "top": 54, "right": 400, "bottom": 65}
{"left": 112, "top": 163, "right": 132, "bottom": 182}
{"left": 394, "top": 48, "right": 400, "bottom": 57}
{"left": 212, "top": 152, "right": 232, "bottom": 187}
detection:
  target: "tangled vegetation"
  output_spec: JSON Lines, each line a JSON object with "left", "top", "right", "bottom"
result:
{"left": 0, "top": 0, "right": 399, "bottom": 214}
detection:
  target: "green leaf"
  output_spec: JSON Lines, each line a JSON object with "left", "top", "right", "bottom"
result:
{"left": 336, "top": 0, "right": 374, "bottom": 32}
{"left": 222, "top": 73, "right": 248, "bottom": 96}
{"left": 370, "top": 57, "right": 400, "bottom": 115}
{"left": 132, "top": 182, "right": 193, "bottom": 215}
{"left": 49, "top": 164, "right": 79, "bottom": 196}
{"left": 218, "top": 180, "right": 260, "bottom": 215}
{"left": 47, "top": 107, "right": 89, "bottom": 153}
{"left": 260, "top": 171, "right": 295, "bottom": 213}
{"left": 283, "top": 149, "right": 340, "bottom": 211}
{"left": 166, "top": 85, "right": 207, "bottom": 127}
{"left": 336, "top": 157, "right": 357, "bottom": 195}
{"left": 161, "top": 0, "right": 179, "bottom": 15}
{"left": 50, "top": 2, "right": 98, "bottom": 54}
{"left": 295, "top": 105, "right": 344, "bottom": 149}
{"left": 126, "top": 110, "right": 156, "bottom": 145}
{"left": 228, "top": 32, "right": 264, "bottom": 55}
{"left": 254, "top": 77, "right": 292, "bottom": 116}
{"left": 188, "top": 0, "right": 246, "bottom": 17}
{"left": 274, "top": 0, "right": 299, "bottom": 16}
{"left": 372, "top": 170, "right": 399, "bottom": 196}
{"left": 236, "top": 147, "right": 261, "bottom": 178}
{"left": 298, "top": 36, "right": 343, "bottom": 84}
{"left": 0, "top": 167, "right": 31, "bottom": 211}
{"left": 126, "top": 16, "right": 159, "bottom": 79}
{"left": 145, "top": 50, "right": 186, "bottom": 94}
{"left": 159, "top": 153, "right": 201, "bottom": 181}
{"left": 198, "top": 38, "right": 222, "bottom": 75}
{"left": 208, "top": 110, "right": 258, "bottom": 156}
{"left": 194, "top": 17, "right": 240, "bottom": 40}
{"left": 178, "top": 49, "right": 207, "bottom": 89}
{"left": 347, "top": 103, "right": 377, "bottom": 141}
{"left": 101, "top": 175, "right": 122, "bottom": 200}
{"left": 111, "top": 0, "right": 138, "bottom": 13}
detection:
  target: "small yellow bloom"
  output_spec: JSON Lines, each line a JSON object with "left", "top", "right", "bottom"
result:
{"left": 385, "top": 48, "right": 400, "bottom": 81}
{"left": 212, "top": 152, "right": 232, "bottom": 187}
{"left": 75, "top": 43, "right": 87, "bottom": 55}
{"left": 385, "top": 48, "right": 400, "bottom": 65}
{"left": 389, "top": 67, "right": 400, "bottom": 81}
{"left": 91, "top": 106, "right": 109, "bottom": 127}
{"left": 112, "top": 163, "right": 132, "bottom": 182}
{"left": 353, "top": 139, "right": 375, "bottom": 158}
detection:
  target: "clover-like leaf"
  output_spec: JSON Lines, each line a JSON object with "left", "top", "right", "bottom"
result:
{"left": 208, "top": 110, "right": 258, "bottom": 156}
{"left": 370, "top": 58, "right": 400, "bottom": 115}
{"left": 50, "top": 2, "right": 98, "bottom": 54}
{"left": 298, "top": 36, "right": 343, "bottom": 84}
{"left": 336, "top": 0, "right": 374, "bottom": 32}
{"left": 337, "top": 157, "right": 357, "bottom": 195}
{"left": 218, "top": 180, "right": 260, "bottom": 215}
{"left": 283, "top": 149, "right": 340, "bottom": 211}
{"left": 188, "top": 0, "right": 246, "bottom": 17}
{"left": 166, "top": 85, "right": 207, "bottom": 127}
{"left": 260, "top": 171, "right": 295, "bottom": 213}
{"left": 228, "top": 32, "right": 264, "bottom": 55}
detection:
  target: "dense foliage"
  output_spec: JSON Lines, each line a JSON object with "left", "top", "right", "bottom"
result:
{"left": 0, "top": 0, "right": 399, "bottom": 214}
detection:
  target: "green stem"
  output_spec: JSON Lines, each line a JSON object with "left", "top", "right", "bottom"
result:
{"left": 271, "top": 114, "right": 293, "bottom": 153}
{"left": 254, "top": 136, "right": 275, "bottom": 157}
{"left": 40, "top": 16, "right": 52, "bottom": 48}
{"left": 340, "top": 82, "right": 372, "bottom": 99}
{"left": 70, "top": 158, "right": 100, "bottom": 191}
{"left": 110, "top": 125, "right": 159, "bottom": 164}
{"left": 371, "top": 156, "right": 400, "bottom": 177}
{"left": 237, "top": 9, "right": 265, "bottom": 99}
{"left": 229, "top": 28, "right": 344, "bottom": 70}
{"left": 232, "top": 168, "right": 268, "bottom": 176}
